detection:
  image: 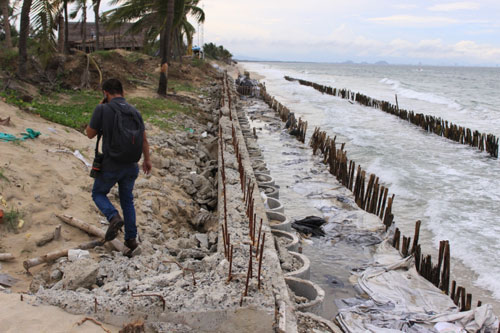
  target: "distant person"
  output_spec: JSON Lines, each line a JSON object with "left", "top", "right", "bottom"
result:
{"left": 85, "top": 78, "right": 152, "bottom": 256}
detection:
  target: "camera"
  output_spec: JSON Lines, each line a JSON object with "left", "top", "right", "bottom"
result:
{"left": 90, "top": 153, "right": 104, "bottom": 178}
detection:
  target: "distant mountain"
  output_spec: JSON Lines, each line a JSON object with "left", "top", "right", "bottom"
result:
{"left": 341, "top": 60, "right": 355, "bottom": 64}
{"left": 374, "top": 60, "right": 389, "bottom": 65}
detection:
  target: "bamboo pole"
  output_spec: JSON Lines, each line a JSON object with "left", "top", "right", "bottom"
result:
{"left": 0, "top": 253, "right": 15, "bottom": 261}
{"left": 56, "top": 214, "right": 127, "bottom": 253}
{"left": 23, "top": 240, "right": 102, "bottom": 271}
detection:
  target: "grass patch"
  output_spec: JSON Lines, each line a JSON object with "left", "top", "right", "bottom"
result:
{"left": 32, "top": 90, "right": 101, "bottom": 130}
{"left": 3, "top": 208, "right": 23, "bottom": 232}
{"left": 169, "top": 79, "right": 198, "bottom": 93}
{"left": 0, "top": 89, "right": 101, "bottom": 130}
{"left": 92, "top": 50, "right": 116, "bottom": 60}
{"left": 128, "top": 96, "right": 191, "bottom": 131}
{"left": 1, "top": 89, "right": 192, "bottom": 132}
{"left": 191, "top": 58, "right": 205, "bottom": 68}
{"left": 124, "top": 51, "right": 147, "bottom": 63}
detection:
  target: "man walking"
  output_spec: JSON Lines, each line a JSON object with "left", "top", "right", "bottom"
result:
{"left": 86, "top": 78, "right": 152, "bottom": 255}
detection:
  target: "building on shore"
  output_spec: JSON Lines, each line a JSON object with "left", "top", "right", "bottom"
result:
{"left": 67, "top": 22, "right": 144, "bottom": 52}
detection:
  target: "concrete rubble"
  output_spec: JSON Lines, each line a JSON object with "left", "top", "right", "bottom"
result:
{"left": 28, "top": 71, "right": 336, "bottom": 332}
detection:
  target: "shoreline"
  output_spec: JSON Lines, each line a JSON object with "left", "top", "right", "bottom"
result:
{"left": 0, "top": 56, "right": 498, "bottom": 331}
{"left": 238, "top": 61, "right": 500, "bottom": 316}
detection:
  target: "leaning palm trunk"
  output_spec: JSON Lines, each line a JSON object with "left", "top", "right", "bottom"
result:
{"left": 1, "top": 0, "right": 12, "bottom": 49}
{"left": 18, "top": 0, "right": 33, "bottom": 77}
{"left": 158, "top": 0, "right": 175, "bottom": 96}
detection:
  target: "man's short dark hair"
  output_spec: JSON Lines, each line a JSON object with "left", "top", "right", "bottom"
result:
{"left": 102, "top": 79, "right": 123, "bottom": 95}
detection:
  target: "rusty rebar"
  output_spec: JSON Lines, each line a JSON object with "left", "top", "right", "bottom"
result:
{"left": 244, "top": 244, "right": 253, "bottom": 298}
{"left": 221, "top": 224, "right": 228, "bottom": 258}
{"left": 258, "top": 233, "right": 266, "bottom": 290}
{"left": 256, "top": 218, "right": 263, "bottom": 258}
{"left": 131, "top": 293, "right": 166, "bottom": 311}
{"left": 228, "top": 244, "right": 234, "bottom": 282}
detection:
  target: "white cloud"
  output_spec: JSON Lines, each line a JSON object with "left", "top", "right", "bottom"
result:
{"left": 368, "top": 15, "right": 458, "bottom": 26}
{"left": 394, "top": 4, "right": 418, "bottom": 9}
{"left": 428, "top": 2, "right": 480, "bottom": 12}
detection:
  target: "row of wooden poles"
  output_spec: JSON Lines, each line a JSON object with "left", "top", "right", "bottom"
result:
{"left": 260, "top": 85, "right": 307, "bottom": 143}
{"left": 284, "top": 76, "right": 499, "bottom": 158}
{"left": 218, "top": 71, "right": 266, "bottom": 306}
{"left": 259, "top": 83, "right": 478, "bottom": 312}
{"left": 236, "top": 85, "right": 259, "bottom": 96}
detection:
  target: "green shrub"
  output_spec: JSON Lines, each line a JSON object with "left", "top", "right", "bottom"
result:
{"left": 0, "top": 49, "right": 18, "bottom": 71}
{"left": 3, "top": 208, "right": 22, "bottom": 232}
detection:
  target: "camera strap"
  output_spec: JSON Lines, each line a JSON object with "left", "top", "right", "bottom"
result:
{"left": 95, "top": 133, "right": 102, "bottom": 156}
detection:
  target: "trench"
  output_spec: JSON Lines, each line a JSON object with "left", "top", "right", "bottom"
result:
{"left": 242, "top": 98, "right": 385, "bottom": 319}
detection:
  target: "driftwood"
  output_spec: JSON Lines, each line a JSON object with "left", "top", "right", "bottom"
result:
{"left": 75, "top": 317, "right": 111, "bottom": 333}
{"left": 23, "top": 240, "right": 102, "bottom": 271}
{"left": 36, "top": 225, "right": 62, "bottom": 247}
{"left": 56, "top": 214, "right": 127, "bottom": 253}
{"left": 0, "top": 253, "right": 15, "bottom": 261}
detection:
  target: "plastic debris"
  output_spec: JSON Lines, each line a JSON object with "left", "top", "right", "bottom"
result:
{"left": 68, "top": 249, "right": 91, "bottom": 262}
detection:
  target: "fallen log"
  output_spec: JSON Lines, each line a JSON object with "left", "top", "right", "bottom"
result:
{"left": 0, "top": 253, "right": 15, "bottom": 261}
{"left": 56, "top": 214, "right": 127, "bottom": 253}
{"left": 23, "top": 240, "right": 102, "bottom": 271}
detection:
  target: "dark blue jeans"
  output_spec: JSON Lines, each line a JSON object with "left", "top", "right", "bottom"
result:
{"left": 92, "top": 165, "right": 139, "bottom": 240}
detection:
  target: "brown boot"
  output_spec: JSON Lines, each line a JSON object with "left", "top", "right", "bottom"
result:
{"left": 124, "top": 238, "right": 141, "bottom": 257}
{"left": 105, "top": 214, "right": 124, "bottom": 242}
{"left": 124, "top": 238, "right": 138, "bottom": 251}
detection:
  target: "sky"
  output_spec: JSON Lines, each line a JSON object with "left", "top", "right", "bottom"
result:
{"left": 97, "top": 1, "right": 500, "bottom": 66}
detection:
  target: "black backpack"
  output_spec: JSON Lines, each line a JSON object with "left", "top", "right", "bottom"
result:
{"left": 107, "top": 101, "right": 145, "bottom": 163}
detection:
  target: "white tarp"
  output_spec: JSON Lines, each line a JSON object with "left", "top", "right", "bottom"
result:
{"left": 337, "top": 240, "right": 499, "bottom": 332}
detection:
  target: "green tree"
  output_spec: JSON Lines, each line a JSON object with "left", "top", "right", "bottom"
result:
{"left": 1, "top": 0, "right": 12, "bottom": 48}
{"left": 157, "top": 0, "right": 173, "bottom": 95}
{"left": 92, "top": 0, "right": 100, "bottom": 49}
{"left": 70, "top": 0, "right": 88, "bottom": 52}
{"left": 107, "top": 0, "right": 175, "bottom": 96}
{"left": 17, "top": 0, "right": 33, "bottom": 76}
{"left": 204, "top": 42, "right": 232, "bottom": 62}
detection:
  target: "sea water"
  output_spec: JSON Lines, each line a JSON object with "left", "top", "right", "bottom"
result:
{"left": 242, "top": 62, "right": 500, "bottom": 312}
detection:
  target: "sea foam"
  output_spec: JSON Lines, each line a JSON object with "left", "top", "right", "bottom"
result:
{"left": 379, "top": 77, "right": 462, "bottom": 110}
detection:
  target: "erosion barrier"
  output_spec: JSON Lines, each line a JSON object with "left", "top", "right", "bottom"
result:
{"left": 217, "top": 71, "right": 298, "bottom": 331}
{"left": 284, "top": 76, "right": 499, "bottom": 158}
{"left": 260, "top": 89, "right": 308, "bottom": 143}
{"left": 259, "top": 83, "right": 480, "bottom": 312}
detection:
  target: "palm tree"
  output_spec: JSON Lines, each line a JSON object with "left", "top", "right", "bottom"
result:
{"left": 106, "top": 0, "right": 175, "bottom": 96}
{"left": 157, "top": 0, "right": 173, "bottom": 95}
{"left": 1, "top": 0, "right": 12, "bottom": 48}
{"left": 70, "top": 0, "right": 88, "bottom": 52}
{"left": 92, "top": 0, "right": 100, "bottom": 49}
{"left": 62, "top": 0, "right": 73, "bottom": 53}
{"left": 17, "top": 0, "right": 33, "bottom": 76}
{"left": 172, "top": 0, "right": 204, "bottom": 62}
{"left": 180, "top": 0, "right": 204, "bottom": 56}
